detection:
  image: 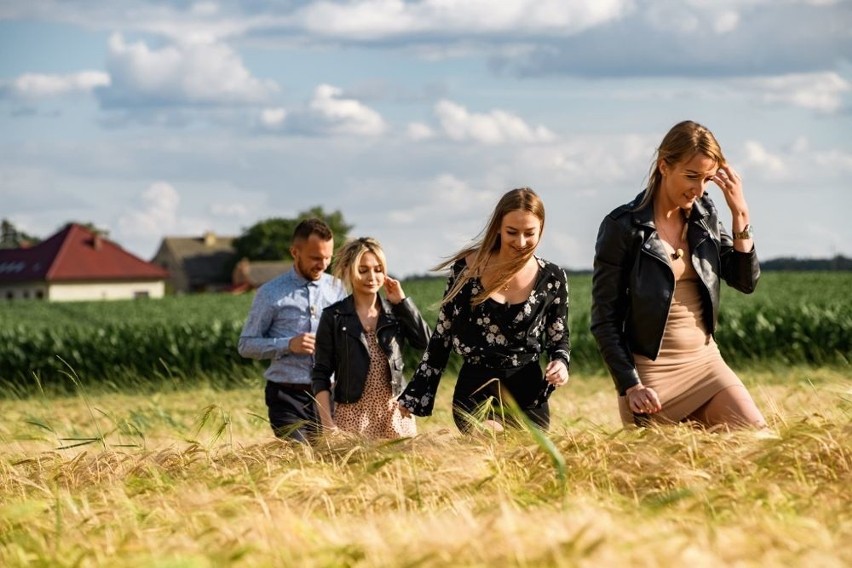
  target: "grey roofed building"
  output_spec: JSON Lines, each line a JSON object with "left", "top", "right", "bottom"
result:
{"left": 151, "top": 231, "right": 237, "bottom": 294}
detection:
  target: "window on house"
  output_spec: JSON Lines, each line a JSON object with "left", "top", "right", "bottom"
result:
{"left": 35, "top": 290, "right": 44, "bottom": 300}
{"left": 22, "top": 291, "right": 29, "bottom": 299}
{"left": 134, "top": 291, "right": 150, "bottom": 299}
{"left": 5, "top": 291, "right": 12, "bottom": 300}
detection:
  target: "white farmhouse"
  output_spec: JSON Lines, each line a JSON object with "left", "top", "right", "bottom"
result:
{"left": 0, "top": 223, "right": 168, "bottom": 302}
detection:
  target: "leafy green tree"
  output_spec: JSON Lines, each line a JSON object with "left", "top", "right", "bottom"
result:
{"left": 0, "top": 219, "right": 41, "bottom": 249}
{"left": 233, "top": 207, "right": 353, "bottom": 261}
{"left": 233, "top": 218, "right": 296, "bottom": 261}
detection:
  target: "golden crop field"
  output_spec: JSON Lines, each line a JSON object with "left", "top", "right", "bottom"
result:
{"left": 1, "top": 367, "right": 849, "bottom": 567}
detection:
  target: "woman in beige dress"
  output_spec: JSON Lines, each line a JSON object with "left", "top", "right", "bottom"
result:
{"left": 591, "top": 120, "right": 766, "bottom": 429}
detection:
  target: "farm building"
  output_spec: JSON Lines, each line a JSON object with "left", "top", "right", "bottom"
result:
{"left": 151, "top": 231, "right": 237, "bottom": 294}
{"left": 229, "top": 257, "right": 292, "bottom": 294}
{"left": 0, "top": 223, "right": 168, "bottom": 301}
{"left": 151, "top": 232, "right": 292, "bottom": 294}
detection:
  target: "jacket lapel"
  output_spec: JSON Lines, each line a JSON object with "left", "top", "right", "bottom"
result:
{"left": 336, "top": 296, "right": 369, "bottom": 349}
{"left": 632, "top": 203, "right": 671, "bottom": 267}
{"left": 687, "top": 198, "right": 712, "bottom": 250}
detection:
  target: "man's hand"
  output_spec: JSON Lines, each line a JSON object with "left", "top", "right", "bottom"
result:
{"left": 289, "top": 332, "right": 316, "bottom": 355}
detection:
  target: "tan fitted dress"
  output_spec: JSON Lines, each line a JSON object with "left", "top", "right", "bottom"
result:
{"left": 618, "top": 245, "right": 745, "bottom": 426}
{"left": 335, "top": 330, "right": 417, "bottom": 439}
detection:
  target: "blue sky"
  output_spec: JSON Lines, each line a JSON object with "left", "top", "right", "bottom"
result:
{"left": 1, "top": 1, "right": 850, "bottom": 276}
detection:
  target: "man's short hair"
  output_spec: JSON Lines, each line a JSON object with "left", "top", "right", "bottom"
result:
{"left": 292, "top": 218, "right": 333, "bottom": 243}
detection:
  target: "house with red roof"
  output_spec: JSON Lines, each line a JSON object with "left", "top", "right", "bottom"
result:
{"left": 0, "top": 223, "right": 168, "bottom": 302}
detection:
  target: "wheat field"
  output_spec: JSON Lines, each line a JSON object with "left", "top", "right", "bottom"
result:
{"left": 1, "top": 367, "right": 850, "bottom": 567}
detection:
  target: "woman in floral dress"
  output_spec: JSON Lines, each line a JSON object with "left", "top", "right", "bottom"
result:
{"left": 312, "top": 237, "right": 431, "bottom": 439}
{"left": 398, "top": 188, "right": 570, "bottom": 432}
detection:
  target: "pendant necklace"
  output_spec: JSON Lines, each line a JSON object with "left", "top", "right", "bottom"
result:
{"left": 656, "top": 215, "right": 687, "bottom": 261}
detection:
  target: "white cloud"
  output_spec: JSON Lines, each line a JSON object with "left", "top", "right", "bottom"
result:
{"left": 99, "top": 33, "right": 277, "bottom": 107}
{"left": 361, "top": 173, "right": 499, "bottom": 272}
{"left": 2, "top": 1, "right": 845, "bottom": 81}
{"left": 293, "top": 0, "right": 632, "bottom": 39}
{"left": 385, "top": 174, "right": 496, "bottom": 224}
{"left": 748, "top": 72, "right": 851, "bottom": 113}
{"left": 190, "top": 2, "right": 220, "bottom": 17}
{"left": 645, "top": 3, "right": 743, "bottom": 36}
{"left": 406, "top": 122, "right": 436, "bottom": 141}
{"left": 309, "top": 84, "right": 387, "bottom": 135}
{"left": 116, "top": 181, "right": 216, "bottom": 254}
{"left": 743, "top": 141, "right": 787, "bottom": 178}
{"left": 1, "top": 71, "right": 110, "bottom": 99}
{"left": 434, "top": 100, "right": 556, "bottom": 145}
{"left": 264, "top": 84, "right": 388, "bottom": 137}
{"left": 260, "top": 107, "right": 287, "bottom": 128}
{"left": 519, "top": 134, "right": 653, "bottom": 186}
{"left": 789, "top": 136, "right": 810, "bottom": 154}
{"left": 118, "top": 182, "right": 181, "bottom": 236}
{"left": 713, "top": 10, "right": 740, "bottom": 34}
{"left": 813, "top": 149, "right": 852, "bottom": 174}
{"left": 502, "top": 1, "right": 848, "bottom": 79}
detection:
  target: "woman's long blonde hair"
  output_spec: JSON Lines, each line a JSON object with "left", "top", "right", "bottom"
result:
{"left": 438, "top": 187, "right": 545, "bottom": 306}
{"left": 635, "top": 120, "right": 727, "bottom": 211}
{"left": 332, "top": 237, "right": 387, "bottom": 292}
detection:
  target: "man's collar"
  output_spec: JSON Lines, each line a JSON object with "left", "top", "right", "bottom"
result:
{"left": 288, "top": 267, "right": 314, "bottom": 287}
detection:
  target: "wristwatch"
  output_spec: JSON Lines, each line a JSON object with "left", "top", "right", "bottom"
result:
{"left": 732, "top": 224, "right": 753, "bottom": 240}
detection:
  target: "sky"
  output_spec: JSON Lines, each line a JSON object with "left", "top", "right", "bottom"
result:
{"left": 1, "top": 0, "right": 850, "bottom": 277}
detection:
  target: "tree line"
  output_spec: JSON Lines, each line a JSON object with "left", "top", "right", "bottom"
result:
{"left": 3, "top": 216, "right": 849, "bottom": 270}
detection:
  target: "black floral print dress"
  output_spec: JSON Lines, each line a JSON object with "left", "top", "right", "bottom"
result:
{"left": 398, "top": 257, "right": 570, "bottom": 431}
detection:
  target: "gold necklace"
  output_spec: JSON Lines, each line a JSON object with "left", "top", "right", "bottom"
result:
{"left": 656, "top": 216, "right": 687, "bottom": 260}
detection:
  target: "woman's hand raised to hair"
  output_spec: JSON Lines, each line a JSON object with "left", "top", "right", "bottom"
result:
{"left": 384, "top": 277, "right": 406, "bottom": 304}
{"left": 712, "top": 164, "right": 749, "bottom": 217}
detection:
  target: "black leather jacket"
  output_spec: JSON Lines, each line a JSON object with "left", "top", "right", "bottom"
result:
{"left": 312, "top": 295, "right": 431, "bottom": 404}
{"left": 590, "top": 192, "right": 760, "bottom": 395}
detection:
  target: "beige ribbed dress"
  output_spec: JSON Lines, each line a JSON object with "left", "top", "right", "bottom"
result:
{"left": 618, "top": 245, "right": 745, "bottom": 426}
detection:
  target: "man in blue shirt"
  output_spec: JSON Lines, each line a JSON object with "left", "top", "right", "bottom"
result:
{"left": 238, "top": 218, "right": 346, "bottom": 441}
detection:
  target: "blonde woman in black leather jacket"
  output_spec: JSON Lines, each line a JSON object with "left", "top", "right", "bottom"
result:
{"left": 591, "top": 120, "right": 767, "bottom": 429}
{"left": 312, "top": 237, "right": 431, "bottom": 439}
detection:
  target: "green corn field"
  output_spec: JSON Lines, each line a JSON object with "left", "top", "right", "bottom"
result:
{"left": 1, "top": 272, "right": 849, "bottom": 395}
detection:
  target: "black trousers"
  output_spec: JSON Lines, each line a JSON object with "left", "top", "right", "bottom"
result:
{"left": 264, "top": 381, "right": 319, "bottom": 442}
{"left": 452, "top": 360, "right": 550, "bottom": 433}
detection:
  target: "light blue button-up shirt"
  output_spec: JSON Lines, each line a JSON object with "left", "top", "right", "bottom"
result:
{"left": 238, "top": 268, "right": 346, "bottom": 384}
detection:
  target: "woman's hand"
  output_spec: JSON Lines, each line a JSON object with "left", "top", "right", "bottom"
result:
{"left": 712, "top": 163, "right": 752, "bottom": 251}
{"left": 398, "top": 401, "right": 411, "bottom": 418}
{"left": 321, "top": 423, "right": 341, "bottom": 436}
{"left": 544, "top": 360, "right": 569, "bottom": 387}
{"left": 384, "top": 277, "right": 406, "bottom": 304}
{"left": 712, "top": 164, "right": 749, "bottom": 217}
{"left": 626, "top": 384, "right": 662, "bottom": 414}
